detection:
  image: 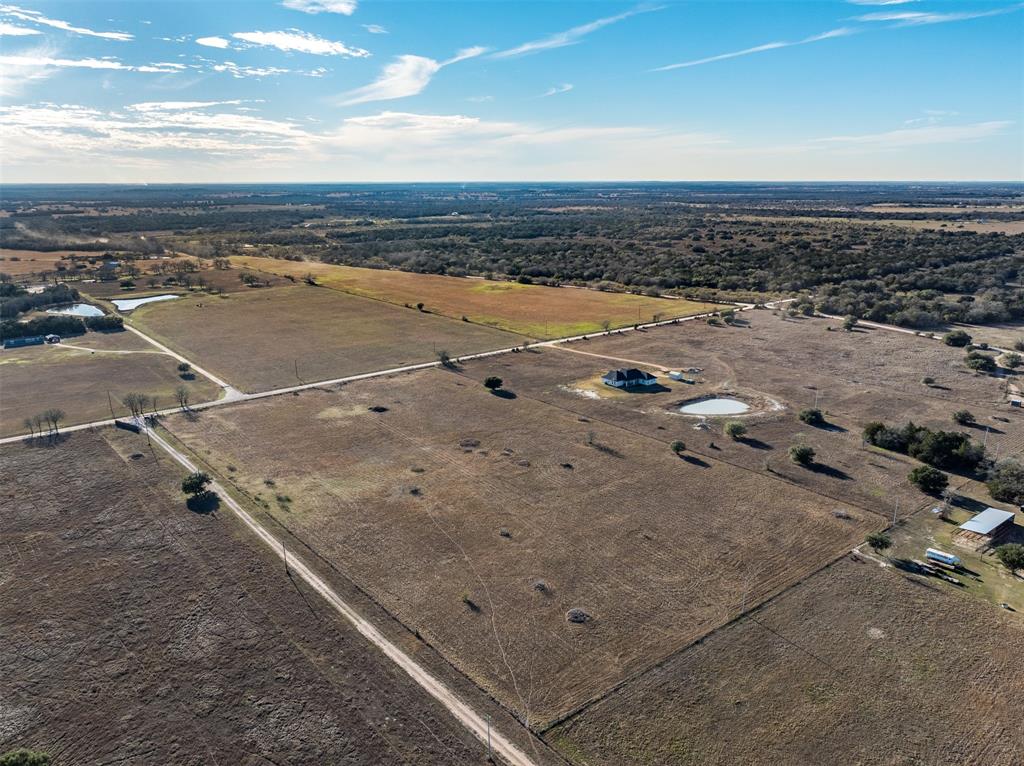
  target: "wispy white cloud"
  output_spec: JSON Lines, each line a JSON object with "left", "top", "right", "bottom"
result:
{"left": 0, "top": 20, "right": 39, "bottom": 35}
{"left": 854, "top": 5, "right": 1023, "bottom": 26}
{"left": 362, "top": 24, "right": 387, "bottom": 34}
{"left": 282, "top": 0, "right": 357, "bottom": 15}
{"left": 0, "top": 4, "right": 132, "bottom": 40}
{"left": 196, "top": 35, "right": 231, "bottom": 49}
{"left": 814, "top": 120, "right": 1013, "bottom": 148}
{"left": 491, "top": 4, "right": 660, "bottom": 58}
{"left": 210, "top": 61, "right": 293, "bottom": 78}
{"left": 231, "top": 29, "right": 368, "bottom": 56}
{"left": 847, "top": 0, "right": 918, "bottom": 5}
{"left": 654, "top": 27, "right": 857, "bottom": 70}
{"left": 541, "top": 83, "right": 573, "bottom": 97}
{"left": 903, "top": 109, "right": 958, "bottom": 126}
{"left": 127, "top": 100, "right": 250, "bottom": 112}
{"left": 339, "top": 46, "right": 485, "bottom": 105}
{"left": 467, "top": 95, "right": 493, "bottom": 103}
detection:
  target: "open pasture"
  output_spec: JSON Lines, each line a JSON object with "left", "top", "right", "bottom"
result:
{"left": 164, "top": 366, "right": 877, "bottom": 727}
{"left": 452, "top": 312, "right": 1024, "bottom": 520}
{"left": 128, "top": 283, "right": 520, "bottom": 392}
{"left": 547, "top": 555, "right": 1024, "bottom": 765}
{"left": 0, "top": 249, "right": 84, "bottom": 277}
{"left": 0, "top": 332, "right": 220, "bottom": 436}
{"left": 0, "top": 429, "right": 486, "bottom": 765}
{"left": 230, "top": 255, "right": 718, "bottom": 338}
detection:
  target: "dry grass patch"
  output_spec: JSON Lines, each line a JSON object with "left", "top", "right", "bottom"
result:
{"left": 231, "top": 255, "right": 718, "bottom": 339}
{"left": 547, "top": 555, "right": 1024, "bottom": 765}
{"left": 165, "top": 368, "right": 876, "bottom": 726}
{"left": 0, "top": 334, "right": 219, "bottom": 436}
{"left": 128, "top": 283, "right": 520, "bottom": 392}
{"left": 0, "top": 429, "right": 485, "bottom": 765}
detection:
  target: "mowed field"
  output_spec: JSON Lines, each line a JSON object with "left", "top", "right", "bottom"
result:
{"left": 0, "top": 429, "right": 488, "bottom": 765}
{"left": 163, "top": 365, "right": 877, "bottom": 727}
{"left": 128, "top": 283, "right": 521, "bottom": 393}
{"left": 547, "top": 555, "right": 1024, "bottom": 765}
{"left": 453, "top": 312, "right": 1024, "bottom": 520}
{"left": 0, "top": 249, "right": 85, "bottom": 276}
{"left": 0, "top": 331, "right": 220, "bottom": 436}
{"left": 231, "top": 255, "right": 718, "bottom": 338}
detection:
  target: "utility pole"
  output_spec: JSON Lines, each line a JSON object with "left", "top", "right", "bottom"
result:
{"left": 892, "top": 498, "right": 899, "bottom": 527}
{"left": 283, "top": 541, "right": 289, "bottom": 574}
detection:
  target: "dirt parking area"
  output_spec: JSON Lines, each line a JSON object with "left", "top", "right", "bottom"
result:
{"left": 164, "top": 365, "right": 877, "bottom": 727}
{"left": 547, "top": 555, "right": 1024, "bottom": 765}
{"left": 0, "top": 429, "right": 487, "bottom": 765}
{"left": 127, "top": 283, "right": 520, "bottom": 392}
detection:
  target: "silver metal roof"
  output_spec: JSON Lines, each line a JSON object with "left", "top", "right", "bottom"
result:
{"left": 959, "top": 507, "right": 1015, "bottom": 535}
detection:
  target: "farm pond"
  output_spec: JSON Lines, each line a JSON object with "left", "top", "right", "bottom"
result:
{"left": 679, "top": 397, "right": 751, "bottom": 416}
{"left": 111, "top": 294, "right": 179, "bottom": 311}
{"left": 47, "top": 303, "right": 104, "bottom": 317}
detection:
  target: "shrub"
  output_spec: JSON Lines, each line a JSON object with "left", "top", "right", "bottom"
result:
{"left": 952, "top": 409, "right": 975, "bottom": 426}
{"left": 798, "top": 408, "right": 825, "bottom": 426}
{"left": 181, "top": 471, "right": 212, "bottom": 497}
{"left": 483, "top": 376, "right": 503, "bottom": 391}
{"left": 724, "top": 421, "right": 747, "bottom": 440}
{"left": 865, "top": 532, "right": 892, "bottom": 554}
{"left": 789, "top": 444, "right": 815, "bottom": 466}
{"left": 0, "top": 750, "right": 51, "bottom": 766}
{"left": 942, "top": 329, "right": 972, "bottom": 347}
{"left": 921, "top": 376, "right": 935, "bottom": 386}
{"left": 670, "top": 440, "right": 685, "bottom": 455}
{"left": 1000, "top": 351, "right": 1022, "bottom": 369}
{"left": 987, "top": 460, "right": 1024, "bottom": 505}
{"left": 909, "top": 465, "right": 948, "bottom": 494}
{"left": 965, "top": 351, "right": 997, "bottom": 373}
{"left": 842, "top": 315, "right": 857, "bottom": 331}
{"left": 84, "top": 314, "right": 123, "bottom": 332}
{"left": 994, "top": 543, "right": 1024, "bottom": 574}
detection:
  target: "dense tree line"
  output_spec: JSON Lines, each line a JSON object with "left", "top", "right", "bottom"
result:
{"left": 0, "top": 284, "right": 79, "bottom": 318}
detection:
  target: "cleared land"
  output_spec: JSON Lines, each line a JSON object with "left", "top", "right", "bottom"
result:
{"left": 127, "top": 283, "right": 520, "bottom": 393}
{"left": 231, "top": 255, "right": 718, "bottom": 338}
{"left": 0, "top": 332, "right": 220, "bottom": 436}
{"left": 452, "top": 312, "right": 1024, "bottom": 521}
{"left": 0, "top": 249, "right": 86, "bottom": 276}
{"left": 164, "top": 364, "right": 876, "bottom": 727}
{"left": 0, "top": 429, "right": 488, "bottom": 765}
{"left": 547, "top": 555, "right": 1024, "bottom": 765}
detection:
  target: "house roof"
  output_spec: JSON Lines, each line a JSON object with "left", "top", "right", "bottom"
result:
{"left": 602, "top": 368, "right": 656, "bottom": 382}
{"left": 959, "top": 507, "right": 1015, "bottom": 535}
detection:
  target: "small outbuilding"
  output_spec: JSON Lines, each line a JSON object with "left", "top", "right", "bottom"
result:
{"left": 602, "top": 368, "right": 658, "bottom": 388}
{"left": 955, "top": 507, "right": 1016, "bottom": 547}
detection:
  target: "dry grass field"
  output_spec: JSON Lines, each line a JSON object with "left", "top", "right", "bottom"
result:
{"left": 164, "top": 366, "right": 877, "bottom": 727}
{"left": 0, "top": 333, "right": 220, "bottom": 436}
{"left": 78, "top": 264, "right": 290, "bottom": 299}
{"left": 230, "top": 255, "right": 718, "bottom": 338}
{"left": 0, "top": 249, "right": 86, "bottom": 276}
{"left": 547, "top": 555, "right": 1024, "bottom": 765}
{"left": 0, "top": 429, "right": 487, "bottom": 765}
{"left": 127, "top": 283, "right": 520, "bottom": 392}
{"left": 451, "top": 312, "right": 1024, "bottom": 521}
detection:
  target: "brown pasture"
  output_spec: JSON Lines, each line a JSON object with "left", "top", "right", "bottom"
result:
{"left": 127, "top": 283, "right": 521, "bottom": 393}
{"left": 547, "top": 555, "right": 1024, "bottom": 765}
{"left": 0, "top": 429, "right": 486, "bottom": 765}
{"left": 0, "top": 333, "right": 220, "bottom": 436}
{"left": 164, "top": 365, "right": 877, "bottom": 727}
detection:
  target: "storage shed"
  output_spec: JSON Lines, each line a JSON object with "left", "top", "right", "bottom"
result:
{"left": 955, "top": 507, "right": 1016, "bottom": 547}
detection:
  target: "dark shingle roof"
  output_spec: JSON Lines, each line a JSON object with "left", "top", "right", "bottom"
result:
{"left": 602, "top": 367, "right": 656, "bottom": 382}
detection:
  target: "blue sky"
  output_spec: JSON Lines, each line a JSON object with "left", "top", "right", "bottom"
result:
{"left": 1, "top": 0, "right": 1021, "bottom": 182}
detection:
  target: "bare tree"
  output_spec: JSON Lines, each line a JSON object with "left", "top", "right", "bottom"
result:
{"left": 41, "top": 408, "right": 65, "bottom": 436}
{"left": 22, "top": 417, "right": 35, "bottom": 438}
{"left": 175, "top": 385, "right": 190, "bottom": 411}
{"left": 122, "top": 392, "right": 151, "bottom": 418}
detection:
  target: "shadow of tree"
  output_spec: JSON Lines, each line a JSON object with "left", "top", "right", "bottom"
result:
{"left": 186, "top": 491, "right": 220, "bottom": 514}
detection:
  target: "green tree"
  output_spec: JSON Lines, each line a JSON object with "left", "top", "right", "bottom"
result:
{"left": 181, "top": 471, "right": 212, "bottom": 497}
{"left": 952, "top": 409, "right": 975, "bottom": 426}
{"left": 0, "top": 750, "right": 51, "bottom": 766}
{"left": 994, "top": 543, "right": 1024, "bottom": 574}
{"left": 866, "top": 532, "right": 892, "bottom": 554}
{"left": 965, "top": 351, "right": 997, "bottom": 373}
{"left": 670, "top": 440, "right": 685, "bottom": 455}
{"left": 789, "top": 444, "right": 815, "bottom": 466}
{"left": 798, "top": 408, "right": 825, "bottom": 426}
{"left": 909, "top": 465, "right": 948, "bottom": 494}
{"left": 724, "top": 421, "right": 747, "bottom": 440}
{"left": 987, "top": 460, "right": 1024, "bottom": 505}
{"left": 842, "top": 315, "right": 858, "bottom": 332}
{"left": 177, "top": 361, "right": 191, "bottom": 375}
{"left": 483, "top": 376, "right": 503, "bottom": 391}
{"left": 943, "top": 329, "right": 972, "bottom": 347}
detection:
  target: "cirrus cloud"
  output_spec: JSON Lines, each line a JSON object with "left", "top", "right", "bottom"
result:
{"left": 231, "top": 29, "right": 368, "bottom": 57}
{"left": 282, "top": 0, "right": 357, "bottom": 15}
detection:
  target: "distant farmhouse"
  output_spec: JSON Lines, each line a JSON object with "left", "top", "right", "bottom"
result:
{"left": 602, "top": 368, "right": 658, "bottom": 389}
